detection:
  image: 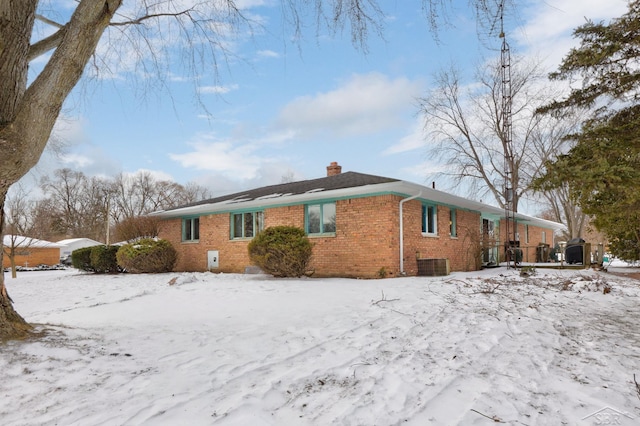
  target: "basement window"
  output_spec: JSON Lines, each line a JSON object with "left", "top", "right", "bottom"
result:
{"left": 231, "top": 211, "right": 264, "bottom": 239}
{"left": 306, "top": 202, "right": 336, "bottom": 235}
{"left": 422, "top": 204, "right": 437, "bottom": 235}
{"left": 183, "top": 217, "right": 200, "bottom": 242}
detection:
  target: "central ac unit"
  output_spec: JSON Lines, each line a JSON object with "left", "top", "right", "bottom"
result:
{"left": 416, "top": 258, "right": 450, "bottom": 276}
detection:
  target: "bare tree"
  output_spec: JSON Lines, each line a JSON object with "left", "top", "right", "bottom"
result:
{"left": 281, "top": 171, "right": 296, "bottom": 183}
{"left": 151, "top": 180, "right": 210, "bottom": 211}
{"left": 109, "top": 171, "right": 211, "bottom": 223}
{"left": 419, "top": 57, "right": 575, "bottom": 212}
{"left": 114, "top": 215, "right": 162, "bottom": 242}
{"left": 537, "top": 184, "right": 586, "bottom": 241}
{"left": 181, "top": 182, "right": 212, "bottom": 205}
{"left": 0, "top": 168, "right": 212, "bottom": 252}
{"left": 110, "top": 172, "right": 152, "bottom": 221}
{"left": 39, "top": 169, "right": 110, "bottom": 241}
{"left": 526, "top": 107, "right": 588, "bottom": 237}
{"left": 28, "top": 198, "right": 60, "bottom": 242}
{"left": 3, "top": 186, "right": 36, "bottom": 238}
{"left": 3, "top": 186, "right": 40, "bottom": 278}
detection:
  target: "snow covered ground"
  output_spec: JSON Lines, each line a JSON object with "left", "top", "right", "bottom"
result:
{"left": 1, "top": 264, "right": 639, "bottom": 425}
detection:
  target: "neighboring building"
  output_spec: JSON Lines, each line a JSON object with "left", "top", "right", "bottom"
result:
{"left": 57, "top": 238, "right": 104, "bottom": 263}
{"left": 154, "top": 163, "right": 564, "bottom": 278}
{"left": 2, "top": 235, "right": 64, "bottom": 269}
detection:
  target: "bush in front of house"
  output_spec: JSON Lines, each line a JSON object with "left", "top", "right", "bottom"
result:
{"left": 116, "top": 238, "right": 177, "bottom": 273}
{"left": 247, "top": 226, "right": 313, "bottom": 277}
{"left": 90, "top": 245, "right": 120, "bottom": 274}
{"left": 72, "top": 245, "right": 120, "bottom": 273}
{"left": 71, "top": 246, "right": 95, "bottom": 272}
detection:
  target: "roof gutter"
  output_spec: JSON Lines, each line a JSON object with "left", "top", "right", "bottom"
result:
{"left": 399, "top": 191, "right": 421, "bottom": 275}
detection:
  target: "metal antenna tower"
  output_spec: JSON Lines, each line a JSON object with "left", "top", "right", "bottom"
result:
{"left": 499, "top": 1, "right": 517, "bottom": 267}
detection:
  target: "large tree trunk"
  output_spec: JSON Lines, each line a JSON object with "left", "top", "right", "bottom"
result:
{"left": 0, "top": 0, "right": 122, "bottom": 340}
{"left": 0, "top": 187, "right": 32, "bottom": 340}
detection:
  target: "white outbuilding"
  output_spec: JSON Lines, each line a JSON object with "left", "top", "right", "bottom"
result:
{"left": 57, "top": 238, "right": 103, "bottom": 263}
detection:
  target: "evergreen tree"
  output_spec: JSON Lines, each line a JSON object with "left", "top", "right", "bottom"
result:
{"left": 537, "top": 0, "right": 640, "bottom": 260}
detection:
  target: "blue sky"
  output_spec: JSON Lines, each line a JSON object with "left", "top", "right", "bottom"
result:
{"left": 28, "top": 0, "right": 628, "bottom": 215}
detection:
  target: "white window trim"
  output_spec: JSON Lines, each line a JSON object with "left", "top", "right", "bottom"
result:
{"left": 422, "top": 204, "right": 438, "bottom": 236}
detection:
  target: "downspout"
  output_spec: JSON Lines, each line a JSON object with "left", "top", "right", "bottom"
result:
{"left": 399, "top": 192, "right": 422, "bottom": 275}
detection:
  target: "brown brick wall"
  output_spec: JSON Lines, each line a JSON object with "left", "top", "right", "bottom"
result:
{"left": 159, "top": 207, "right": 307, "bottom": 274}
{"left": 158, "top": 195, "right": 559, "bottom": 277}
{"left": 2, "top": 247, "right": 61, "bottom": 268}
{"left": 308, "top": 195, "right": 399, "bottom": 278}
{"left": 401, "top": 201, "right": 483, "bottom": 274}
{"left": 497, "top": 219, "right": 556, "bottom": 263}
{"left": 159, "top": 198, "right": 401, "bottom": 278}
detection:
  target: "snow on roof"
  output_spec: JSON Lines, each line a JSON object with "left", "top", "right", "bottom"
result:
{"left": 255, "top": 193, "right": 287, "bottom": 201}
{"left": 57, "top": 238, "right": 103, "bottom": 246}
{"left": 3, "top": 235, "right": 64, "bottom": 248}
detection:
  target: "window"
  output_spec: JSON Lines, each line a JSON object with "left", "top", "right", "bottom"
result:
{"left": 231, "top": 211, "right": 264, "bottom": 239}
{"left": 307, "top": 202, "right": 336, "bottom": 234}
{"left": 525, "top": 225, "right": 530, "bottom": 244}
{"left": 541, "top": 231, "right": 546, "bottom": 244}
{"left": 482, "top": 218, "right": 495, "bottom": 238}
{"left": 449, "top": 209, "right": 457, "bottom": 237}
{"left": 183, "top": 217, "right": 200, "bottom": 242}
{"left": 422, "top": 204, "right": 437, "bottom": 235}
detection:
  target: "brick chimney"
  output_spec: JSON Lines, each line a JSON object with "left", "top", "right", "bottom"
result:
{"left": 326, "top": 161, "right": 342, "bottom": 176}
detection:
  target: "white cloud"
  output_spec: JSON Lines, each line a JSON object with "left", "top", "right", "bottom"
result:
{"left": 401, "top": 160, "right": 449, "bottom": 183}
{"left": 122, "top": 168, "right": 176, "bottom": 182}
{"left": 257, "top": 129, "right": 297, "bottom": 145}
{"left": 193, "top": 161, "right": 306, "bottom": 197}
{"left": 60, "top": 153, "right": 94, "bottom": 168}
{"left": 257, "top": 49, "right": 280, "bottom": 58}
{"left": 275, "top": 72, "right": 424, "bottom": 139}
{"left": 42, "top": 115, "right": 85, "bottom": 153}
{"left": 168, "top": 73, "right": 190, "bottom": 82}
{"left": 169, "top": 133, "right": 267, "bottom": 180}
{"left": 383, "top": 118, "right": 426, "bottom": 155}
{"left": 199, "top": 84, "right": 240, "bottom": 94}
{"left": 516, "top": 0, "right": 628, "bottom": 68}
{"left": 234, "top": 0, "right": 268, "bottom": 8}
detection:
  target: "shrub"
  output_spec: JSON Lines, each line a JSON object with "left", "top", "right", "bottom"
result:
{"left": 71, "top": 246, "right": 94, "bottom": 272}
{"left": 71, "top": 245, "right": 120, "bottom": 273}
{"left": 90, "top": 245, "right": 120, "bottom": 274}
{"left": 248, "top": 226, "right": 313, "bottom": 277}
{"left": 116, "top": 238, "right": 177, "bottom": 273}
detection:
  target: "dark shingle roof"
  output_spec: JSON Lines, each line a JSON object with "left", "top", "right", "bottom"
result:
{"left": 170, "top": 171, "right": 399, "bottom": 211}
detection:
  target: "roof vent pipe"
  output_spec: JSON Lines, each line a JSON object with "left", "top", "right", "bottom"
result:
{"left": 399, "top": 191, "right": 422, "bottom": 275}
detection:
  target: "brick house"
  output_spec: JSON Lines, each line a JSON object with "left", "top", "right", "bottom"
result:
{"left": 155, "top": 163, "right": 564, "bottom": 278}
{"left": 2, "top": 235, "right": 63, "bottom": 269}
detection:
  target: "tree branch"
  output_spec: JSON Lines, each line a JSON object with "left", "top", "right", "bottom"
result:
{"left": 28, "top": 27, "right": 67, "bottom": 62}
{"left": 109, "top": 10, "right": 194, "bottom": 27}
{"left": 2, "top": 0, "right": 123, "bottom": 184}
{"left": 35, "top": 13, "right": 64, "bottom": 29}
